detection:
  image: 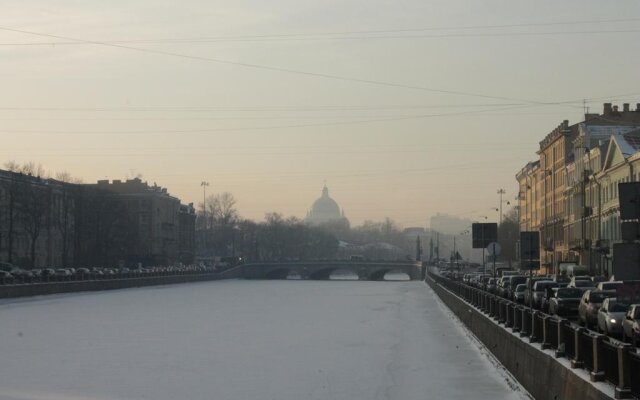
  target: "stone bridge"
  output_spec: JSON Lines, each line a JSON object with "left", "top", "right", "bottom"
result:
{"left": 238, "top": 261, "right": 423, "bottom": 281}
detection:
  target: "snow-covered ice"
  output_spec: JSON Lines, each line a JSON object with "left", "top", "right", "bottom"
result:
{"left": 0, "top": 280, "right": 529, "bottom": 400}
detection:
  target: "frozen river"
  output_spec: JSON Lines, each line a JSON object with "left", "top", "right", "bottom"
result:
{"left": 0, "top": 280, "right": 529, "bottom": 400}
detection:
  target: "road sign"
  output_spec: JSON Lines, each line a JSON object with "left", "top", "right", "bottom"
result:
{"left": 520, "top": 231, "right": 540, "bottom": 270}
{"left": 486, "top": 242, "right": 501, "bottom": 257}
{"left": 472, "top": 223, "right": 498, "bottom": 248}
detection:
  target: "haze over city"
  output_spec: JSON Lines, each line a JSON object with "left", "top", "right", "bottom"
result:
{"left": 3, "top": 0, "right": 640, "bottom": 225}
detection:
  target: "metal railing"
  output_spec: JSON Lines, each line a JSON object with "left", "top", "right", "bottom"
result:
{"left": 428, "top": 270, "right": 639, "bottom": 399}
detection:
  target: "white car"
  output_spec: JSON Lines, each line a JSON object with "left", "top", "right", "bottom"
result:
{"left": 597, "top": 298, "right": 628, "bottom": 336}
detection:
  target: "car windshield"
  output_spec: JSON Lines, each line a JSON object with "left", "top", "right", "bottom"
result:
{"left": 573, "top": 280, "right": 594, "bottom": 287}
{"left": 534, "top": 282, "right": 558, "bottom": 290}
{"left": 515, "top": 285, "right": 526, "bottom": 292}
{"left": 558, "top": 289, "right": 583, "bottom": 298}
{"left": 608, "top": 302, "right": 628, "bottom": 313}
{"left": 590, "top": 292, "right": 613, "bottom": 303}
{"left": 600, "top": 283, "right": 621, "bottom": 290}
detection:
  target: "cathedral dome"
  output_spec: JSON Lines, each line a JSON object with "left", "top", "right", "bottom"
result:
{"left": 311, "top": 186, "right": 340, "bottom": 216}
{"left": 305, "top": 185, "right": 348, "bottom": 226}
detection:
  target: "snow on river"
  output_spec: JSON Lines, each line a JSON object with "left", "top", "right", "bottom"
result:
{"left": 0, "top": 280, "right": 529, "bottom": 400}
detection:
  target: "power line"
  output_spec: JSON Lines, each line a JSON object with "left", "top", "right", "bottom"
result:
{"left": 3, "top": 29, "right": 640, "bottom": 45}
{"left": 0, "top": 103, "right": 542, "bottom": 134}
{"left": 2, "top": 17, "right": 639, "bottom": 44}
{"left": 0, "top": 25, "right": 585, "bottom": 105}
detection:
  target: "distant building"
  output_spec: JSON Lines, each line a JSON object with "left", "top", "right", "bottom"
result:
{"left": 305, "top": 185, "right": 349, "bottom": 228}
{"left": 429, "top": 214, "right": 473, "bottom": 235}
{"left": 85, "top": 178, "right": 194, "bottom": 266}
{"left": 0, "top": 170, "right": 197, "bottom": 269}
{"left": 0, "top": 170, "right": 77, "bottom": 268}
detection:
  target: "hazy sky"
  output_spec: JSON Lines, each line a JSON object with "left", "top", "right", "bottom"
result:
{"left": 2, "top": 0, "right": 640, "bottom": 226}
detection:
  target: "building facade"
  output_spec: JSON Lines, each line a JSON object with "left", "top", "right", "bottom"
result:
{"left": 0, "top": 170, "right": 77, "bottom": 268}
{"left": 0, "top": 171, "right": 196, "bottom": 269}
{"left": 517, "top": 103, "right": 640, "bottom": 274}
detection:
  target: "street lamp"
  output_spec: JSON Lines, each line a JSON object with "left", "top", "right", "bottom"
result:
{"left": 497, "top": 189, "right": 506, "bottom": 225}
{"left": 201, "top": 181, "right": 209, "bottom": 228}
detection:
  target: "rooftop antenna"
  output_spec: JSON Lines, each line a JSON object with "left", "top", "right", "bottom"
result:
{"left": 583, "top": 99, "right": 589, "bottom": 115}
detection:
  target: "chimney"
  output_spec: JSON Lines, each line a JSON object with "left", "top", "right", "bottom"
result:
{"left": 623, "top": 103, "right": 630, "bottom": 112}
{"left": 636, "top": 103, "right": 640, "bottom": 112}
{"left": 613, "top": 105, "right": 619, "bottom": 113}
{"left": 603, "top": 103, "right": 612, "bottom": 115}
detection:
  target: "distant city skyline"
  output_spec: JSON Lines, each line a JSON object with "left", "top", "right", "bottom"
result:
{"left": 2, "top": 0, "right": 639, "bottom": 225}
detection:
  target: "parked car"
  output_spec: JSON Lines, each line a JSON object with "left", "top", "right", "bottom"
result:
{"left": 623, "top": 304, "right": 640, "bottom": 346}
{"left": 597, "top": 281, "right": 623, "bottom": 291}
{"left": 0, "top": 270, "right": 14, "bottom": 284}
{"left": 513, "top": 284, "right": 526, "bottom": 303}
{"left": 0, "top": 262, "right": 18, "bottom": 273}
{"left": 597, "top": 298, "right": 628, "bottom": 336}
{"left": 548, "top": 288, "right": 584, "bottom": 317}
{"left": 506, "top": 276, "right": 527, "bottom": 300}
{"left": 578, "top": 290, "right": 616, "bottom": 328}
{"left": 532, "top": 281, "right": 559, "bottom": 310}
{"left": 485, "top": 278, "right": 497, "bottom": 294}
{"left": 524, "top": 277, "right": 551, "bottom": 306}
{"left": 568, "top": 278, "right": 596, "bottom": 291}
{"left": 55, "top": 269, "right": 73, "bottom": 279}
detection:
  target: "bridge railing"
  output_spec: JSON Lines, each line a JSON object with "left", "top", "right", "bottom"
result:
{"left": 427, "top": 270, "right": 639, "bottom": 399}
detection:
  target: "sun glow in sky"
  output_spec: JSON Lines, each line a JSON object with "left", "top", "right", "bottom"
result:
{"left": 2, "top": 0, "right": 640, "bottom": 225}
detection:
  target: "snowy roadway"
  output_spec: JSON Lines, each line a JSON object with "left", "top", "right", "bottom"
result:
{"left": 0, "top": 280, "right": 530, "bottom": 400}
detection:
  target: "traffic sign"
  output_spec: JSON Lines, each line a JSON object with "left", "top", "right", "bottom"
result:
{"left": 487, "top": 242, "right": 501, "bottom": 257}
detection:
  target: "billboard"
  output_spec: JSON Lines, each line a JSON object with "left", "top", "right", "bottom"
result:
{"left": 619, "top": 182, "right": 640, "bottom": 220}
{"left": 472, "top": 223, "right": 497, "bottom": 249}
{"left": 612, "top": 242, "right": 640, "bottom": 281}
{"left": 520, "top": 231, "right": 540, "bottom": 270}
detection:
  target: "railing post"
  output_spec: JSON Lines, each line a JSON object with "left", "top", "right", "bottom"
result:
{"left": 615, "top": 343, "right": 633, "bottom": 399}
{"left": 530, "top": 311, "right": 540, "bottom": 343}
{"left": 571, "top": 327, "right": 586, "bottom": 368}
{"left": 542, "top": 315, "right": 552, "bottom": 349}
{"left": 488, "top": 296, "right": 494, "bottom": 317}
{"left": 589, "top": 334, "right": 607, "bottom": 382}
{"left": 498, "top": 301, "right": 506, "bottom": 324}
{"left": 505, "top": 303, "right": 513, "bottom": 328}
{"left": 519, "top": 308, "right": 530, "bottom": 337}
{"left": 512, "top": 306, "right": 521, "bottom": 333}
{"left": 555, "top": 319, "right": 568, "bottom": 358}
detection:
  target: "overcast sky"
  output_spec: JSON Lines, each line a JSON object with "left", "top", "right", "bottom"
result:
{"left": 2, "top": 0, "right": 640, "bottom": 226}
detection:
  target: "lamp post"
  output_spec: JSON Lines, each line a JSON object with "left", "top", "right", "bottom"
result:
{"left": 200, "top": 181, "right": 209, "bottom": 228}
{"left": 497, "top": 188, "right": 506, "bottom": 225}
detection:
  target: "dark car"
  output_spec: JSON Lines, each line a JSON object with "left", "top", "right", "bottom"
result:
{"left": 0, "top": 270, "right": 14, "bottom": 284}
{"left": 524, "top": 277, "right": 552, "bottom": 306}
{"left": 506, "top": 276, "right": 527, "bottom": 300}
{"left": 532, "top": 281, "right": 559, "bottom": 310}
{"left": 513, "top": 284, "right": 526, "bottom": 304}
{"left": 548, "top": 288, "right": 584, "bottom": 317}
{"left": 577, "top": 290, "right": 616, "bottom": 328}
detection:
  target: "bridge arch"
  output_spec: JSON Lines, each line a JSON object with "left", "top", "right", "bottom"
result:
{"left": 368, "top": 268, "right": 410, "bottom": 281}
{"left": 264, "top": 268, "right": 292, "bottom": 280}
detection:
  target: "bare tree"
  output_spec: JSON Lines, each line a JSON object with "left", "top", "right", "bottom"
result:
{"left": 206, "top": 192, "right": 239, "bottom": 226}
{"left": 16, "top": 180, "right": 50, "bottom": 268}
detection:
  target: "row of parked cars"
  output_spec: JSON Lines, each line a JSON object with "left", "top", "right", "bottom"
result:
{"left": 0, "top": 262, "right": 218, "bottom": 285}
{"left": 446, "top": 269, "right": 640, "bottom": 346}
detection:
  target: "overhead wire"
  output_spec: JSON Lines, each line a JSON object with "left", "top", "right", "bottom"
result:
{"left": 0, "top": 25, "right": 602, "bottom": 105}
